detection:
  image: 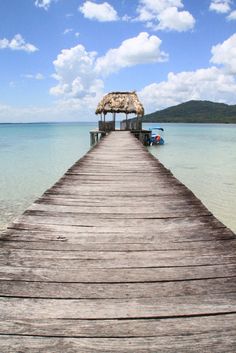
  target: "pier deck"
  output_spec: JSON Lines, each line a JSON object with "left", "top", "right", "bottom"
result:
{"left": 0, "top": 131, "right": 236, "bottom": 352}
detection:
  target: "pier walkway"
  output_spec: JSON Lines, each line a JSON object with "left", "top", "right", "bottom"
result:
{"left": 0, "top": 131, "right": 236, "bottom": 352}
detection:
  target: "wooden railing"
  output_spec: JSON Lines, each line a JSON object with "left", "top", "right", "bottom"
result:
{"left": 120, "top": 119, "right": 142, "bottom": 131}
{"left": 98, "top": 120, "right": 115, "bottom": 132}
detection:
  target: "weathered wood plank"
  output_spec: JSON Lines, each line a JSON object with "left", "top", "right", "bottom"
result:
{"left": 8, "top": 214, "right": 228, "bottom": 238}
{"left": 11, "top": 214, "right": 215, "bottom": 230}
{"left": 1, "top": 296, "right": 236, "bottom": 320}
{"left": 0, "top": 314, "right": 235, "bottom": 338}
{"left": 27, "top": 201, "right": 210, "bottom": 218}
{"left": 0, "top": 333, "right": 235, "bottom": 353}
{"left": 34, "top": 205, "right": 206, "bottom": 218}
{"left": 1, "top": 236, "right": 235, "bottom": 251}
{"left": 44, "top": 187, "right": 195, "bottom": 197}
{"left": 1, "top": 263, "right": 235, "bottom": 283}
{"left": 1, "top": 248, "right": 235, "bottom": 268}
{"left": 34, "top": 194, "right": 203, "bottom": 206}
{"left": 1, "top": 277, "right": 236, "bottom": 299}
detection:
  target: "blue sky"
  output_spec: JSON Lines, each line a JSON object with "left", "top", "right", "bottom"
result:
{"left": 0, "top": 0, "right": 236, "bottom": 122}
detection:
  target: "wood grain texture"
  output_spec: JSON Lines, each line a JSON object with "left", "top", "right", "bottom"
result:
{"left": 0, "top": 130, "right": 236, "bottom": 352}
{"left": 0, "top": 314, "right": 235, "bottom": 337}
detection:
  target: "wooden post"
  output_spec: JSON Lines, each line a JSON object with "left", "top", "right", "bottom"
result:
{"left": 90, "top": 132, "right": 95, "bottom": 146}
{"left": 113, "top": 112, "right": 116, "bottom": 130}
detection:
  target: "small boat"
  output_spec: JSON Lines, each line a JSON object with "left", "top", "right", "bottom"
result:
{"left": 149, "top": 127, "right": 165, "bottom": 146}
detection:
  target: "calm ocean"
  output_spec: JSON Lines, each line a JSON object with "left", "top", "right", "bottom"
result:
{"left": 0, "top": 122, "right": 235, "bottom": 233}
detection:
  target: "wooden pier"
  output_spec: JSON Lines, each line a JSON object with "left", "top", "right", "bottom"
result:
{"left": 0, "top": 131, "right": 236, "bottom": 352}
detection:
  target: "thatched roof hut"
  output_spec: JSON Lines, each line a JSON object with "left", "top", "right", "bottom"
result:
{"left": 95, "top": 91, "right": 144, "bottom": 117}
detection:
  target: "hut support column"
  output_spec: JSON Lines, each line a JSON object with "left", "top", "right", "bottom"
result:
{"left": 113, "top": 112, "right": 116, "bottom": 130}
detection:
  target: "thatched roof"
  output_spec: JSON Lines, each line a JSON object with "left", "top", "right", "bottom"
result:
{"left": 95, "top": 91, "right": 144, "bottom": 117}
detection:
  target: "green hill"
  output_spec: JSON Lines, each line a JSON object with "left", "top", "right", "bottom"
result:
{"left": 142, "top": 100, "right": 236, "bottom": 123}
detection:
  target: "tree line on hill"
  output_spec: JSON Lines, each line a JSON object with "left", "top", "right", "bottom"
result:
{"left": 141, "top": 100, "right": 236, "bottom": 123}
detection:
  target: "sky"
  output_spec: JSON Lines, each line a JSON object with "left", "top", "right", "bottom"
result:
{"left": 0, "top": 0, "right": 236, "bottom": 122}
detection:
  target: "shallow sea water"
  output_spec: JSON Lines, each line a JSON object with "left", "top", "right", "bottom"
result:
{"left": 0, "top": 123, "right": 94, "bottom": 230}
{"left": 0, "top": 122, "right": 235, "bottom": 233}
{"left": 145, "top": 123, "right": 236, "bottom": 233}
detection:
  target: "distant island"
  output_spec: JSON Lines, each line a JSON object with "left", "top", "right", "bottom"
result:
{"left": 142, "top": 100, "right": 236, "bottom": 123}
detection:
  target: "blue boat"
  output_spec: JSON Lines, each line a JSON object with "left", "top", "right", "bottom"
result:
{"left": 149, "top": 127, "right": 165, "bottom": 145}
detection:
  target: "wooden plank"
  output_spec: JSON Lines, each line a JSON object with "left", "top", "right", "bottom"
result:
{"left": 8, "top": 214, "right": 228, "bottom": 237}
{"left": 1, "top": 296, "right": 236, "bottom": 320}
{"left": 1, "top": 236, "right": 235, "bottom": 251}
{"left": 1, "top": 263, "right": 236, "bottom": 283}
{"left": 28, "top": 197, "right": 205, "bottom": 210}
{"left": 1, "top": 248, "right": 236, "bottom": 268}
{"left": 11, "top": 213, "right": 215, "bottom": 230}
{"left": 1, "top": 277, "right": 236, "bottom": 299}
{"left": 27, "top": 201, "right": 210, "bottom": 217}
{"left": 0, "top": 314, "right": 235, "bottom": 338}
{"left": 0, "top": 314, "right": 236, "bottom": 338}
{"left": 0, "top": 333, "right": 235, "bottom": 353}
{"left": 35, "top": 193, "right": 202, "bottom": 205}
{"left": 22, "top": 208, "right": 211, "bottom": 219}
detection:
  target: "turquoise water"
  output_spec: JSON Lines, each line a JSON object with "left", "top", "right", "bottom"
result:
{"left": 0, "top": 122, "right": 235, "bottom": 232}
{"left": 145, "top": 123, "right": 236, "bottom": 233}
{"left": 0, "top": 123, "right": 95, "bottom": 230}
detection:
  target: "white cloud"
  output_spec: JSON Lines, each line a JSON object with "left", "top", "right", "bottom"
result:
{"left": 51, "top": 32, "right": 168, "bottom": 99}
{"left": 137, "top": 0, "right": 184, "bottom": 20}
{"left": 211, "top": 33, "right": 236, "bottom": 74}
{"left": 95, "top": 32, "right": 168, "bottom": 76}
{"left": 139, "top": 33, "right": 236, "bottom": 112}
{"left": 50, "top": 44, "right": 104, "bottom": 99}
{"left": 79, "top": 1, "right": 119, "bottom": 22}
{"left": 139, "top": 66, "right": 236, "bottom": 112}
{"left": 35, "top": 0, "right": 55, "bottom": 10}
{"left": 0, "top": 97, "right": 100, "bottom": 123}
{"left": 0, "top": 34, "right": 38, "bottom": 53}
{"left": 49, "top": 32, "right": 167, "bottom": 119}
{"left": 136, "top": 0, "right": 195, "bottom": 32}
{"left": 63, "top": 28, "right": 73, "bottom": 35}
{"left": 209, "top": 0, "right": 232, "bottom": 13}
{"left": 23, "top": 73, "right": 45, "bottom": 80}
{"left": 62, "top": 29, "right": 80, "bottom": 37}
{"left": 227, "top": 9, "right": 236, "bottom": 19}
{"left": 122, "top": 14, "right": 132, "bottom": 21}
{"left": 155, "top": 6, "right": 196, "bottom": 31}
